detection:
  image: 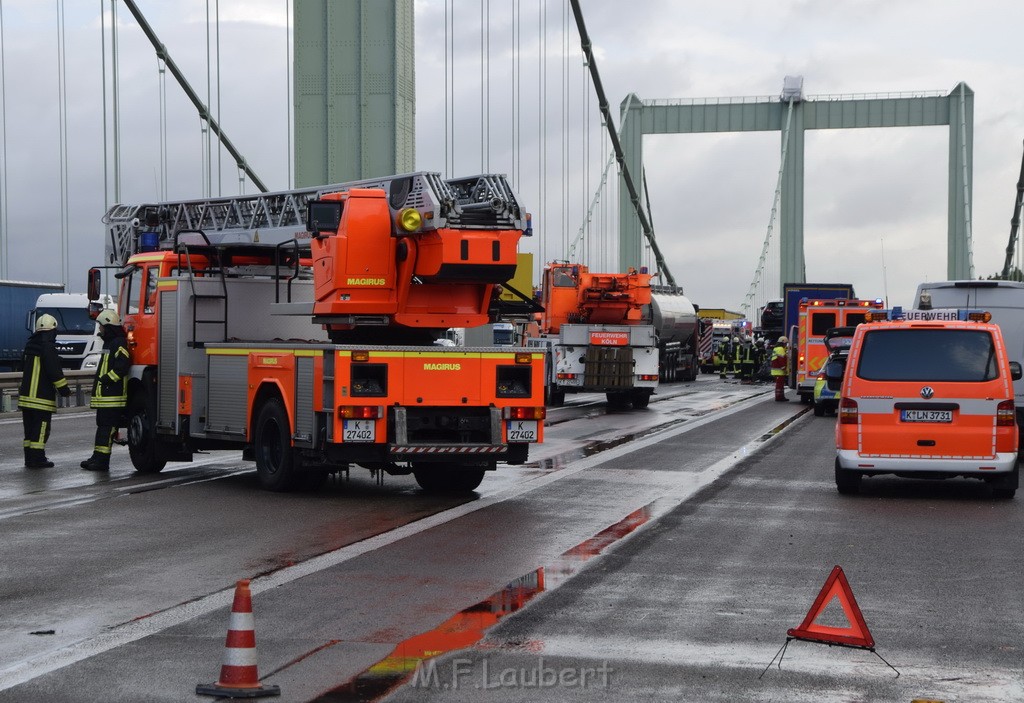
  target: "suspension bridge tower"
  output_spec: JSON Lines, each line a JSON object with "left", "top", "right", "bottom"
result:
{"left": 293, "top": 0, "right": 415, "bottom": 186}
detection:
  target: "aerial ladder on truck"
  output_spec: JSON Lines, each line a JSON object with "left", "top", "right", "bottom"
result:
{"left": 91, "top": 173, "right": 546, "bottom": 493}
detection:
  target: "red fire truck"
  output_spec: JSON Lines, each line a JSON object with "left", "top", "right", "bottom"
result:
{"left": 90, "top": 173, "right": 545, "bottom": 493}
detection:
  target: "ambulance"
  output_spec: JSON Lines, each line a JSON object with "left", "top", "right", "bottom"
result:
{"left": 832, "top": 307, "right": 1021, "bottom": 498}
{"left": 793, "top": 298, "right": 884, "bottom": 402}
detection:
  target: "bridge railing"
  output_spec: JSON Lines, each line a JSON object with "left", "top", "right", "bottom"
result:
{"left": 0, "top": 370, "right": 94, "bottom": 413}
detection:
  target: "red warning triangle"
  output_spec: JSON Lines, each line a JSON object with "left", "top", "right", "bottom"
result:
{"left": 787, "top": 565, "right": 874, "bottom": 649}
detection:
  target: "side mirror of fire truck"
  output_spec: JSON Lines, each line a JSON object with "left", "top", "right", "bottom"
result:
{"left": 87, "top": 268, "right": 102, "bottom": 319}
{"left": 307, "top": 200, "right": 342, "bottom": 237}
{"left": 1010, "top": 361, "right": 1023, "bottom": 382}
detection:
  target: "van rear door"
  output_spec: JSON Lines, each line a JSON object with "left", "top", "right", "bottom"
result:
{"left": 854, "top": 327, "right": 1003, "bottom": 459}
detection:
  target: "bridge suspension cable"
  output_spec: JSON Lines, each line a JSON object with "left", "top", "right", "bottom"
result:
{"left": 742, "top": 98, "right": 796, "bottom": 320}
{"left": 568, "top": 0, "right": 675, "bottom": 286}
{"left": 0, "top": 0, "right": 8, "bottom": 279}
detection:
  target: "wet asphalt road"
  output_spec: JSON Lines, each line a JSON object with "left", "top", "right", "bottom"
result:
{"left": 0, "top": 377, "right": 1021, "bottom": 701}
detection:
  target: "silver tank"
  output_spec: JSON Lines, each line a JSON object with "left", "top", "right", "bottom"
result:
{"left": 648, "top": 292, "right": 698, "bottom": 344}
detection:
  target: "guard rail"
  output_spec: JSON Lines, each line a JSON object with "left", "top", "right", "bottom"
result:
{"left": 0, "top": 370, "right": 95, "bottom": 412}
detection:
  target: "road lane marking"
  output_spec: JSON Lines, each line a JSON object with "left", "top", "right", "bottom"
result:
{"left": 0, "top": 393, "right": 800, "bottom": 691}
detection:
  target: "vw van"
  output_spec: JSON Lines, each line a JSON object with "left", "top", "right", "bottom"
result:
{"left": 833, "top": 312, "right": 1022, "bottom": 497}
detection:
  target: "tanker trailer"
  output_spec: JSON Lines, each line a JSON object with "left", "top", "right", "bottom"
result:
{"left": 648, "top": 290, "right": 699, "bottom": 382}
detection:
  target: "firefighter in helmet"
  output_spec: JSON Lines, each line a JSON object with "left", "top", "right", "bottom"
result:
{"left": 770, "top": 335, "right": 789, "bottom": 401}
{"left": 19, "top": 314, "right": 71, "bottom": 468}
{"left": 81, "top": 310, "right": 131, "bottom": 471}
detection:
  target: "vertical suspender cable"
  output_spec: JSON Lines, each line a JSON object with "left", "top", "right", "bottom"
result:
{"left": 742, "top": 99, "right": 794, "bottom": 317}
{"left": 158, "top": 56, "right": 167, "bottom": 199}
{"left": 286, "top": 0, "right": 291, "bottom": 189}
{"left": 216, "top": 0, "right": 222, "bottom": 195}
{"left": 443, "top": 0, "right": 448, "bottom": 178}
{"left": 0, "top": 0, "right": 7, "bottom": 279}
{"left": 111, "top": 0, "right": 120, "bottom": 204}
{"left": 485, "top": 0, "right": 490, "bottom": 171}
{"left": 204, "top": 0, "right": 212, "bottom": 196}
{"left": 479, "top": 0, "right": 484, "bottom": 172}
{"left": 539, "top": 0, "right": 546, "bottom": 275}
{"left": 100, "top": 0, "right": 108, "bottom": 212}
{"left": 448, "top": 0, "right": 454, "bottom": 176}
{"left": 56, "top": 0, "right": 69, "bottom": 287}
{"left": 561, "top": 1, "right": 567, "bottom": 255}
{"left": 568, "top": 0, "right": 674, "bottom": 286}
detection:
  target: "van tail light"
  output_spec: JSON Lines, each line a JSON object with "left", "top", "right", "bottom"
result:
{"left": 839, "top": 398, "right": 858, "bottom": 424}
{"left": 997, "top": 399, "right": 1016, "bottom": 427}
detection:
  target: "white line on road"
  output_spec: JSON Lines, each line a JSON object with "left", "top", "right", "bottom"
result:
{"left": 0, "top": 393, "right": 798, "bottom": 692}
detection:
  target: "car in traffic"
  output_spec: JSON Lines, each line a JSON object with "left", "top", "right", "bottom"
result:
{"left": 832, "top": 310, "right": 1021, "bottom": 498}
{"left": 812, "top": 326, "right": 855, "bottom": 417}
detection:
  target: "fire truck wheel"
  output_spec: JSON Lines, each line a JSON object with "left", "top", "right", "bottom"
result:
{"left": 254, "top": 398, "right": 300, "bottom": 492}
{"left": 127, "top": 391, "right": 167, "bottom": 474}
{"left": 413, "top": 465, "right": 486, "bottom": 493}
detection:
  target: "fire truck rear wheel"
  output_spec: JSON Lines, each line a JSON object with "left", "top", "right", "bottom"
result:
{"left": 254, "top": 398, "right": 300, "bottom": 492}
{"left": 413, "top": 465, "right": 486, "bottom": 493}
{"left": 127, "top": 391, "right": 167, "bottom": 474}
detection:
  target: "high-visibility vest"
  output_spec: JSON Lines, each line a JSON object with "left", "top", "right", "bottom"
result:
{"left": 770, "top": 345, "right": 788, "bottom": 377}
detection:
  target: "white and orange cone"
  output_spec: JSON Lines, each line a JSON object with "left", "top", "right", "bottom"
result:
{"left": 196, "top": 579, "right": 281, "bottom": 699}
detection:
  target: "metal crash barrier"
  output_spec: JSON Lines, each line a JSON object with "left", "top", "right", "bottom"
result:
{"left": 0, "top": 370, "right": 94, "bottom": 412}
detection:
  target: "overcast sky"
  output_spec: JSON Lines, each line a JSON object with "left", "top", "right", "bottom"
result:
{"left": 1, "top": 0, "right": 1023, "bottom": 314}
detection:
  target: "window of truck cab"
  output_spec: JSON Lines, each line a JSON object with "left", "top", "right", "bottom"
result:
{"left": 856, "top": 328, "right": 999, "bottom": 382}
{"left": 119, "top": 267, "right": 140, "bottom": 317}
{"left": 143, "top": 266, "right": 158, "bottom": 314}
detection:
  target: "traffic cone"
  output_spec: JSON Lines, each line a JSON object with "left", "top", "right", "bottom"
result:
{"left": 196, "top": 580, "right": 281, "bottom": 698}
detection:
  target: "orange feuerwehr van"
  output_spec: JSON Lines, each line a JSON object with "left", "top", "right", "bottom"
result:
{"left": 834, "top": 313, "right": 1022, "bottom": 498}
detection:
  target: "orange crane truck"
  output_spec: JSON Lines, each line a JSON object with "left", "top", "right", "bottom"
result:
{"left": 90, "top": 172, "right": 545, "bottom": 493}
{"left": 525, "top": 263, "right": 697, "bottom": 408}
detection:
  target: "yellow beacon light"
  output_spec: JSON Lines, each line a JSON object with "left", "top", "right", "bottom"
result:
{"left": 398, "top": 208, "right": 423, "bottom": 232}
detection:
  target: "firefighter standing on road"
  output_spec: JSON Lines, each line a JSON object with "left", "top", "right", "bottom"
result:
{"left": 771, "top": 335, "right": 789, "bottom": 401}
{"left": 81, "top": 310, "right": 130, "bottom": 472}
{"left": 18, "top": 314, "right": 71, "bottom": 468}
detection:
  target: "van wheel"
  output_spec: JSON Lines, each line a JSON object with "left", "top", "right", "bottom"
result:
{"left": 991, "top": 466, "right": 1018, "bottom": 499}
{"left": 834, "top": 459, "right": 861, "bottom": 495}
{"left": 813, "top": 402, "right": 825, "bottom": 417}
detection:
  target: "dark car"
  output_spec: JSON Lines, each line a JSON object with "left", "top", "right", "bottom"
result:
{"left": 760, "top": 300, "right": 784, "bottom": 333}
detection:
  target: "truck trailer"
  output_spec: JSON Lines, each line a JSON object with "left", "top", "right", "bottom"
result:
{"left": 0, "top": 280, "right": 64, "bottom": 371}
{"left": 94, "top": 172, "right": 545, "bottom": 493}
{"left": 527, "top": 263, "right": 698, "bottom": 409}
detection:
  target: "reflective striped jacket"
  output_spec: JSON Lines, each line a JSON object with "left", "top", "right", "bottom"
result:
{"left": 18, "top": 331, "right": 69, "bottom": 412}
{"left": 91, "top": 329, "right": 131, "bottom": 409}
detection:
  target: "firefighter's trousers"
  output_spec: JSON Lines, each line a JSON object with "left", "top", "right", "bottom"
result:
{"left": 22, "top": 408, "right": 53, "bottom": 463}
